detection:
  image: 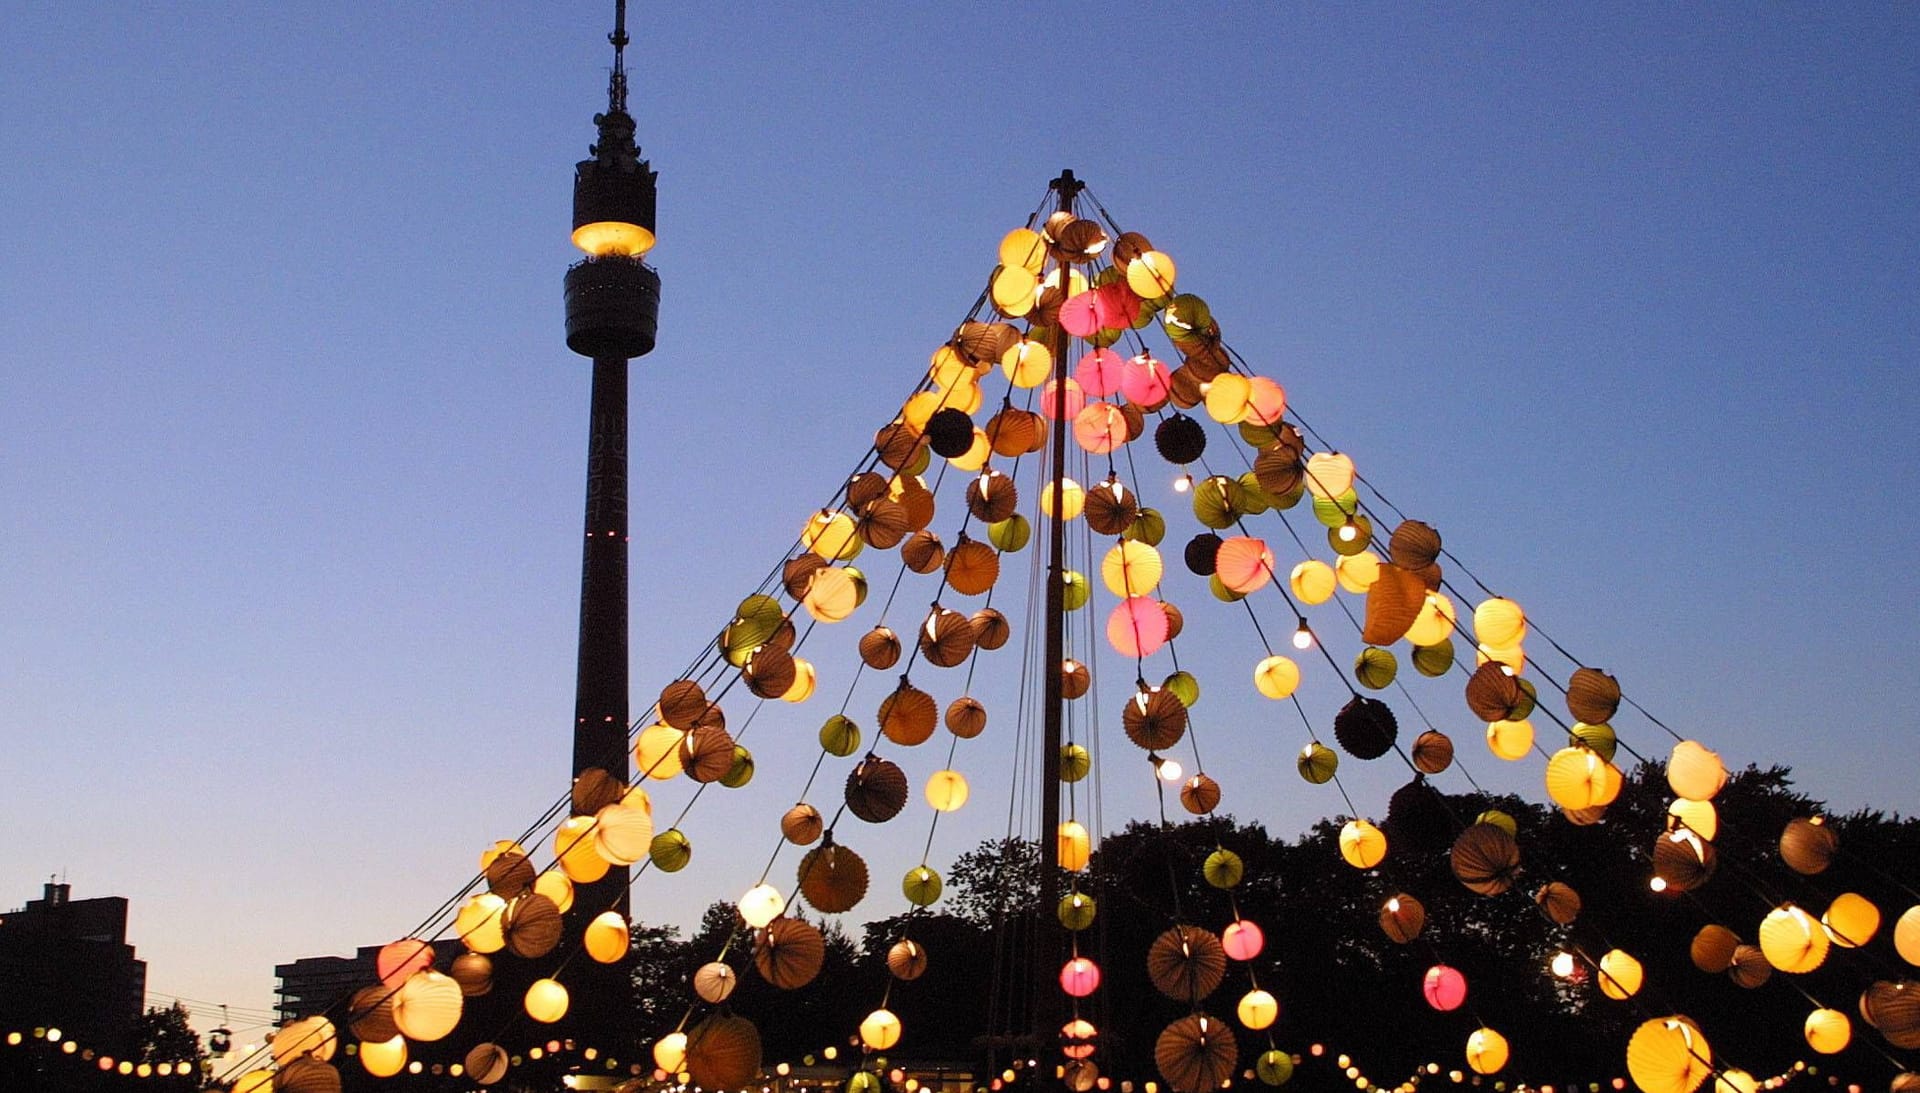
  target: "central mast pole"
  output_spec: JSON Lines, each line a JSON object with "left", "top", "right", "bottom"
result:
{"left": 1034, "top": 167, "right": 1084, "bottom": 1072}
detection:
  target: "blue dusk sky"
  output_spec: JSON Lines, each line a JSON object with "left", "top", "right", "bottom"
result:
{"left": 3, "top": 3, "right": 1916, "bottom": 1044}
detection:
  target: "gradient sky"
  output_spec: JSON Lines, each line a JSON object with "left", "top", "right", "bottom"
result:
{"left": 3, "top": 3, "right": 1916, "bottom": 1049}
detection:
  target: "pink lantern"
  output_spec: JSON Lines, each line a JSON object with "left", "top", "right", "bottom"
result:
{"left": 1075, "top": 349, "right": 1126, "bottom": 399}
{"left": 1060, "top": 956, "right": 1102, "bottom": 998}
{"left": 1244, "top": 377, "right": 1287, "bottom": 426}
{"left": 1107, "top": 597, "right": 1170, "bottom": 659}
{"left": 1073, "top": 403, "right": 1128, "bottom": 455}
{"left": 1040, "top": 377, "right": 1086, "bottom": 422}
{"left": 1120, "top": 354, "right": 1172, "bottom": 406}
{"left": 1214, "top": 537, "right": 1277, "bottom": 594}
{"left": 377, "top": 938, "right": 435, "bottom": 988}
{"left": 1059, "top": 292, "right": 1101, "bottom": 338}
{"left": 1092, "top": 281, "right": 1142, "bottom": 330}
{"left": 1223, "top": 919, "right": 1266, "bottom": 961}
{"left": 1423, "top": 964, "right": 1468, "bottom": 1011}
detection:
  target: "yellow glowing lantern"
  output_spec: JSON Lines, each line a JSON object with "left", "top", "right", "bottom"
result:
{"left": 533, "top": 868, "right": 574, "bottom": 914}
{"left": 861, "top": 1008, "right": 903, "bottom": 1051}
{"left": 1667, "top": 799, "right": 1718, "bottom": 842}
{"left": 455, "top": 893, "right": 507, "bottom": 953}
{"left": 951, "top": 429, "right": 992, "bottom": 471}
{"left": 1001, "top": 337, "right": 1053, "bottom": 388}
{"left": 738, "top": 883, "right": 786, "bottom": 929}
{"left": 1000, "top": 228, "right": 1047, "bottom": 272}
{"left": 781, "top": 658, "right": 818, "bottom": 702}
{"left": 1821, "top": 893, "right": 1880, "bottom": 948}
{"left": 359, "top": 1035, "right": 408, "bottom": 1078}
{"left": 1627, "top": 1017, "right": 1713, "bottom": 1093}
{"left": 926, "top": 769, "right": 970, "bottom": 812}
{"left": 1254, "top": 655, "right": 1302, "bottom": 700}
{"left": 572, "top": 220, "right": 654, "bottom": 258}
{"left": 1040, "top": 477, "right": 1086, "bottom": 520}
{"left": 271, "top": 1017, "right": 337, "bottom": 1064}
{"left": 1059, "top": 821, "right": 1092, "bottom": 872}
{"left": 554, "top": 815, "right": 610, "bottom": 883}
{"left": 594, "top": 802, "right": 655, "bottom": 867}
{"left": 393, "top": 970, "right": 463, "bottom": 1042}
{"left": 1290, "top": 560, "right": 1337, "bottom": 604}
{"left": 1485, "top": 719, "right": 1534, "bottom": 761}
{"left": 1544, "top": 747, "right": 1623, "bottom": 811}
{"left": 1127, "top": 250, "right": 1176, "bottom": 298}
{"left": 1204, "top": 373, "right": 1253, "bottom": 424}
{"left": 1466, "top": 1028, "right": 1509, "bottom": 1075}
{"left": 902, "top": 390, "right": 946, "bottom": 433}
{"left": 1760, "top": 905, "right": 1830, "bottom": 973}
{"left": 1238, "top": 989, "right": 1280, "bottom": 1030}
{"left": 233, "top": 1072, "right": 276, "bottom": 1093}
{"left": 1716, "top": 1071, "right": 1758, "bottom": 1093}
{"left": 1804, "top": 1008, "right": 1851, "bottom": 1054}
{"left": 1340, "top": 820, "right": 1388, "bottom": 869}
{"left": 653, "top": 1031, "right": 688, "bottom": 1073}
{"left": 634, "top": 723, "right": 687, "bottom": 780}
{"left": 802, "top": 567, "right": 861, "bottom": 623}
{"left": 477, "top": 840, "right": 528, "bottom": 872}
{"left": 1304, "top": 452, "right": 1356, "bottom": 500}
{"left": 991, "top": 266, "right": 1040, "bottom": 318}
{"left": 1668, "top": 741, "right": 1727, "bottom": 802}
{"left": 1472, "top": 597, "right": 1527, "bottom": 648}
{"left": 1405, "top": 593, "right": 1458, "bottom": 647}
{"left": 801, "top": 510, "right": 862, "bottom": 562}
{"left": 1896, "top": 905, "right": 1920, "bottom": 965}
{"left": 524, "top": 979, "right": 569, "bottom": 1024}
{"left": 1476, "top": 644, "right": 1527, "bottom": 674}
{"left": 585, "top": 911, "right": 631, "bottom": 963}
{"left": 1101, "top": 540, "right": 1164, "bottom": 598}
{"left": 1336, "top": 550, "right": 1381, "bottom": 593}
{"left": 1597, "top": 950, "right": 1643, "bottom": 1000}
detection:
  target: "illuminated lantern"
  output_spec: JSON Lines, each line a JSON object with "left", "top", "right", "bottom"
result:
{"left": 393, "top": 970, "right": 463, "bottom": 1042}
{"left": 1001, "top": 227, "right": 1046, "bottom": 272}
{"left": 594, "top": 801, "right": 654, "bottom": 866}
{"left": 1380, "top": 895, "right": 1426, "bottom": 943}
{"left": 1667, "top": 799, "right": 1718, "bottom": 842}
{"left": 1060, "top": 956, "right": 1102, "bottom": 997}
{"left": 802, "top": 510, "right": 862, "bottom": 561}
{"left": 524, "top": 978, "right": 569, "bottom": 1024}
{"left": 1238, "top": 989, "right": 1280, "bottom": 1030}
{"left": 1536, "top": 882, "right": 1582, "bottom": 926}
{"left": 1472, "top": 598, "right": 1527, "bottom": 648}
{"left": 1486, "top": 719, "right": 1534, "bottom": 761}
{"left": 1127, "top": 250, "right": 1176, "bottom": 299}
{"left": 1245, "top": 376, "right": 1287, "bottom": 426}
{"left": 991, "top": 266, "right": 1040, "bottom": 318}
{"left": 1545, "top": 747, "right": 1623, "bottom": 811}
{"left": 1254, "top": 655, "right": 1301, "bottom": 700}
{"left": 925, "top": 769, "right": 970, "bottom": 812}
{"left": 1627, "top": 1018, "right": 1713, "bottom": 1093}
{"left": 376, "top": 939, "right": 434, "bottom": 989}
{"left": 860, "top": 1008, "right": 903, "bottom": 1051}
{"left": 1107, "top": 596, "right": 1170, "bottom": 658}
{"left": 1223, "top": 919, "right": 1265, "bottom": 961}
{"left": 1204, "top": 373, "right": 1253, "bottom": 424}
{"left": 454, "top": 894, "right": 507, "bottom": 953}
{"left": 1059, "top": 821, "right": 1092, "bottom": 872}
{"left": 1465, "top": 1028, "right": 1508, "bottom": 1075}
{"left": 738, "top": 883, "right": 786, "bottom": 929}
{"left": 1304, "top": 452, "right": 1356, "bottom": 500}
{"left": 1258, "top": 1048, "right": 1296, "bottom": 1087}
{"left": 1215, "top": 537, "right": 1277, "bottom": 594}
{"left": 586, "top": 911, "right": 630, "bottom": 963}
{"left": 1040, "top": 378, "right": 1086, "bottom": 422}
{"left": 1805, "top": 1008, "right": 1851, "bottom": 1054}
{"left": 1290, "top": 560, "right": 1337, "bottom": 604}
{"left": 1667, "top": 741, "right": 1727, "bottom": 801}
{"left": 634, "top": 724, "right": 687, "bottom": 781}
{"left": 1424, "top": 966, "right": 1468, "bottom": 1011}
{"left": 653, "top": 1031, "right": 688, "bottom": 1073}
{"left": 271, "top": 1017, "right": 337, "bottom": 1064}
{"left": 1040, "top": 478, "right": 1086, "bottom": 521}
{"left": 1074, "top": 402, "right": 1129, "bottom": 454}
{"left": 359, "top": 1036, "right": 407, "bottom": 1079}
{"left": 233, "top": 1072, "right": 275, "bottom": 1093}
{"left": 1716, "top": 1072, "right": 1758, "bottom": 1093}
{"left": 1823, "top": 893, "right": 1881, "bottom": 948}
{"left": 1337, "top": 550, "right": 1381, "bottom": 593}
{"left": 1063, "top": 1018, "right": 1099, "bottom": 1060}
{"left": 1761, "top": 905, "right": 1831, "bottom": 972}
{"left": 1897, "top": 905, "right": 1920, "bottom": 965}
{"left": 1405, "top": 592, "right": 1459, "bottom": 647}
{"left": 1339, "top": 820, "right": 1388, "bottom": 869}
{"left": 1077, "top": 348, "right": 1125, "bottom": 397}
{"left": 1121, "top": 354, "right": 1172, "bottom": 405}
{"left": 1598, "top": 950, "right": 1644, "bottom": 1000}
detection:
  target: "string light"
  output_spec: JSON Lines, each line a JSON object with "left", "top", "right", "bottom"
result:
{"left": 1292, "top": 617, "right": 1316, "bottom": 650}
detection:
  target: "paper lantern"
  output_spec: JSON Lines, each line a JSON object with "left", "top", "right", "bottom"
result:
{"left": 348, "top": 985, "right": 400, "bottom": 1042}
{"left": 1333, "top": 695, "right": 1397, "bottom": 760}
{"left": 851, "top": 1007, "right": 904, "bottom": 1054}
{"left": 1122, "top": 353, "right": 1174, "bottom": 405}
{"left": 886, "top": 938, "right": 928, "bottom": 981}
{"left": 1825, "top": 893, "right": 1881, "bottom": 948}
{"left": 1405, "top": 591, "right": 1459, "bottom": 647}
{"left": 1076, "top": 347, "right": 1125, "bottom": 397}
{"left": 1100, "top": 540, "right": 1163, "bottom": 598}
{"left": 1486, "top": 719, "right": 1535, "bottom": 761}
{"left": 1380, "top": 895, "right": 1426, "bottom": 943}
{"left": 798, "top": 840, "right": 869, "bottom": 914}
{"left": 922, "top": 768, "right": 970, "bottom": 812}
{"left": 1666, "top": 798, "right": 1718, "bottom": 842}
{"left": 1465, "top": 662, "right": 1530, "bottom": 722}
{"left": 483, "top": 849, "right": 535, "bottom": 898}
{"left": 1598, "top": 950, "right": 1644, "bottom": 1000}
{"left": 1155, "top": 414, "right": 1208, "bottom": 465}
{"left": 738, "top": 883, "right": 786, "bottom": 929}
{"left": 1653, "top": 830, "right": 1717, "bottom": 892}
{"left": 1215, "top": 537, "right": 1276, "bottom": 594}
{"left": 1222, "top": 919, "right": 1265, "bottom": 960}
{"left": 1108, "top": 596, "right": 1171, "bottom": 658}
{"left": 1545, "top": 747, "right": 1624, "bottom": 811}
{"left": 1424, "top": 965, "right": 1468, "bottom": 1011}
{"left": 1729, "top": 944, "right": 1772, "bottom": 988}
{"left": 1337, "top": 550, "right": 1381, "bottom": 594}
{"left": 685, "top": 1013, "right": 762, "bottom": 1092}
{"left": 754, "top": 917, "right": 827, "bottom": 989}
{"left": 1452, "top": 823, "right": 1521, "bottom": 896}
{"left": 1298, "top": 742, "right": 1338, "bottom": 784}
{"left": 1039, "top": 476, "right": 1086, "bottom": 520}
{"left": 1340, "top": 820, "right": 1388, "bottom": 869}
{"left": 393, "top": 970, "right": 463, "bottom": 1042}
{"left": 845, "top": 755, "right": 909, "bottom": 823}
{"left": 634, "top": 724, "right": 687, "bottom": 781}
{"left": 1257, "top": 1048, "right": 1296, "bottom": 1087}
{"left": 1059, "top": 891, "right": 1097, "bottom": 930}
{"left": 1362, "top": 561, "right": 1425, "bottom": 645}
{"left": 649, "top": 827, "right": 692, "bottom": 872}
{"left": 1123, "top": 686, "right": 1189, "bottom": 750}
{"left": 1059, "top": 821, "right": 1092, "bottom": 871}
{"left": 1690, "top": 925, "right": 1740, "bottom": 973}
{"left": 1466, "top": 1028, "right": 1508, "bottom": 1075}
{"left": 1254, "top": 655, "right": 1301, "bottom": 700}
{"left": 524, "top": 978, "right": 569, "bottom": 1024}
{"left": 685, "top": 961, "right": 736, "bottom": 1005}
{"left": 1668, "top": 740, "right": 1727, "bottom": 802}
{"left": 463, "top": 1043, "right": 508, "bottom": 1086}
{"left": 652, "top": 1031, "right": 688, "bottom": 1074}
{"left": 1287, "top": 560, "right": 1336, "bottom": 604}
{"left": 1761, "top": 905, "right": 1831, "bottom": 973}
{"left": 1128, "top": 250, "right": 1176, "bottom": 298}
{"left": 1205, "top": 848, "right": 1245, "bottom": 889}
{"left": 1536, "top": 882, "right": 1582, "bottom": 925}
{"left": 991, "top": 265, "right": 1040, "bottom": 317}
{"left": 584, "top": 910, "right": 630, "bottom": 963}
{"left": 1061, "top": 956, "right": 1102, "bottom": 997}
{"left": 1180, "top": 773, "right": 1220, "bottom": 815}
{"left": 271, "top": 1017, "right": 337, "bottom": 1065}
{"left": 592, "top": 801, "right": 655, "bottom": 866}
{"left": 1184, "top": 533, "right": 1223, "bottom": 576}
{"left": 1353, "top": 647, "right": 1397, "bottom": 690}
{"left": 1238, "top": 989, "right": 1279, "bottom": 1030}
{"left": 376, "top": 939, "right": 434, "bottom": 989}
{"left": 234, "top": 1071, "right": 276, "bottom": 1093}
{"left": 359, "top": 1036, "right": 407, "bottom": 1078}
{"left": 1897, "top": 905, "right": 1920, "bottom": 966}
{"left": 1781, "top": 816, "right": 1839, "bottom": 875}
{"left": 1304, "top": 451, "right": 1355, "bottom": 499}
{"left": 1073, "top": 401, "right": 1129, "bottom": 453}
{"left": 1473, "top": 597, "right": 1527, "bottom": 648}
{"left": 1413, "top": 730, "right": 1455, "bottom": 774}
{"left": 1155, "top": 1014, "right": 1238, "bottom": 1093}
{"left": 1806, "top": 1008, "right": 1851, "bottom": 1054}
{"left": 1628, "top": 1017, "right": 1712, "bottom": 1093}
{"left": 454, "top": 894, "right": 507, "bottom": 953}
{"left": 1566, "top": 666, "right": 1622, "bottom": 723}
{"left": 1148, "top": 925, "right": 1227, "bottom": 1001}
{"left": 1863, "top": 980, "right": 1920, "bottom": 1049}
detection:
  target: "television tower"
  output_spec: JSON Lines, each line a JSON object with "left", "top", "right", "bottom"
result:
{"left": 561, "top": 0, "right": 657, "bottom": 1060}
